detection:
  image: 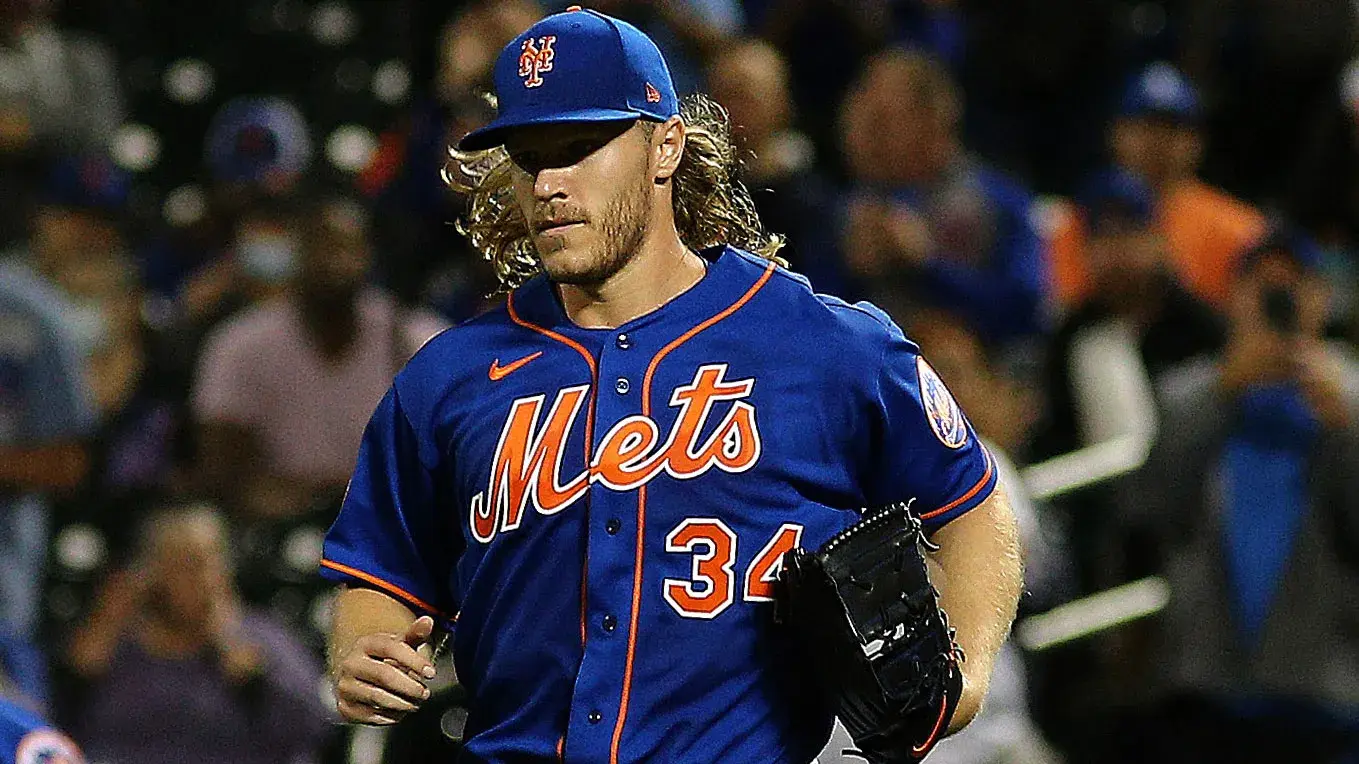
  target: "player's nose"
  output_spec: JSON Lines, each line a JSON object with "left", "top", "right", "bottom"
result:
{"left": 532, "top": 166, "right": 570, "bottom": 201}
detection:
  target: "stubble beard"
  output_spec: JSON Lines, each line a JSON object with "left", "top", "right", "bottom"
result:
{"left": 538, "top": 176, "right": 652, "bottom": 287}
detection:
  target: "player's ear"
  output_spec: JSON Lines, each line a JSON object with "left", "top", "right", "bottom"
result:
{"left": 651, "top": 115, "right": 684, "bottom": 183}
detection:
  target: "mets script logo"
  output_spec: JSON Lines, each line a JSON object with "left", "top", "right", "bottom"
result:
{"left": 518, "top": 35, "right": 557, "bottom": 88}
{"left": 917, "top": 357, "right": 967, "bottom": 449}
{"left": 470, "top": 364, "right": 761, "bottom": 543}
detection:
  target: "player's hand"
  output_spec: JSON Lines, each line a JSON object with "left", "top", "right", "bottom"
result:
{"left": 334, "top": 616, "right": 437, "bottom": 725}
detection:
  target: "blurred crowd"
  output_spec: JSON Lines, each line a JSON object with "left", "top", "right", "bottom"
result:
{"left": 1, "top": 0, "right": 1358, "bottom": 762}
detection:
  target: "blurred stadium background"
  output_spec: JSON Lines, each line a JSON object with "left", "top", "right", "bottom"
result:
{"left": 2, "top": 0, "right": 1358, "bottom": 762}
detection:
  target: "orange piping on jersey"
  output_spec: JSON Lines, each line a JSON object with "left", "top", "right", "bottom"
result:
{"left": 508, "top": 290, "right": 601, "bottom": 754}
{"left": 507, "top": 292, "right": 599, "bottom": 455}
{"left": 507, "top": 293, "right": 599, "bottom": 379}
{"left": 320, "top": 559, "right": 450, "bottom": 619}
{"left": 911, "top": 695, "right": 951, "bottom": 756}
{"left": 609, "top": 259, "right": 776, "bottom": 764}
{"left": 919, "top": 445, "right": 995, "bottom": 520}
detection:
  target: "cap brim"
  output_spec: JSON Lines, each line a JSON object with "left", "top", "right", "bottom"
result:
{"left": 457, "top": 107, "right": 647, "bottom": 151}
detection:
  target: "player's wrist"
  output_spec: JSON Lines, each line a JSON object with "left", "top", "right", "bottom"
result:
{"left": 947, "top": 669, "right": 986, "bottom": 734}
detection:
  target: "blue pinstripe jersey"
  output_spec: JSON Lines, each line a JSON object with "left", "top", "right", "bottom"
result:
{"left": 0, "top": 699, "right": 82, "bottom": 764}
{"left": 321, "top": 246, "right": 997, "bottom": 762}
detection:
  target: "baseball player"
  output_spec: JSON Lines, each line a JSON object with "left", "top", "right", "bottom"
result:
{"left": 0, "top": 698, "right": 83, "bottom": 764}
{"left": 322, "top": 7, "right": 1023, "bottom": 763}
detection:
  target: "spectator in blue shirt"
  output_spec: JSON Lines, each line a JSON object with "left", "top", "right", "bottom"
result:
{"left": 838, "top": 48, "right": 1046, "bottom": 352}
{"left": 0, "top": 247, "right": 93, "bottom": 643}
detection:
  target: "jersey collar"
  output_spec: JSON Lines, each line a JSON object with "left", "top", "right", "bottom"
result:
{"left": 509, "top": 245, "right": 761, "bottom": 339}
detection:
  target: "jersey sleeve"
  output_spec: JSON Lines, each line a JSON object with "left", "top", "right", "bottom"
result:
{"left": 320, "top": 385, "right": 459, "bottom": 629}
{"left": 863, "top": 323, "right": 998, "bottom": 532}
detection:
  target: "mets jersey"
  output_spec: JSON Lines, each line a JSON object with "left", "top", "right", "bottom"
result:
{"left": 321, "top": 246, "right": 998, "bottom": 762}
{"left": 0, "top": 699, "right": 82, "bottom": 764}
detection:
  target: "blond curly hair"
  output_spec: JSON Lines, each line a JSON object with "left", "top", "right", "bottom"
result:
{"left": 443, "top": 93, "right": 786, "bottom": 292}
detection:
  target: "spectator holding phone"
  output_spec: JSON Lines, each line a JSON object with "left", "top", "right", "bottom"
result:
{"left": 65, "top": 503, "right": 331, "bottom": 764}
{"left": 1119, "top": 227, "right": 1359, "bottom": 762}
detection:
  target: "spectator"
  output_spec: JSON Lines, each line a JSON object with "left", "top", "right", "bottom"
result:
{"left": 0, "top": 0, "right": 122, "bottom": 152}
{"left": 138, "top": 98, "right": 317, "bottom": 349}
{"left": 359, "top": 0, "right": 536, "bottom": 322}
{"left": 66, "top": 503, "right": 330, "bottom": 764}
{"left": 0, "top": 0, "right": 123, "bottom": 243}
{"left": 175, "top": 197, "right": 304, "bottom": 336}
{"left": 1048, "top": 62, "right": 1267, "bottom": 310}
{"left": 839, "top": 48, "right": 1046, "bottom": 350}
{"left": 759, "top": 0, "right": 952, "bottom": 160}
{"left": 49, "top": 245, "right": 188, "bottom": 556}
{"left": 706, "top": 39, "right": 842, "bottom": 293}
{"left": 0, "top": 217, "right": 93, "bottom": 642}
{"left": 1037, "top": 169, "right": 1225, "bottom": 461}
{"left": 192, "top": 196, "right": 447, "bottom": 518}
{"left": 1120, "top": 229, "right": 1359, "bottom": 762}
{"left": 204, "top": 96, "right": 313, "bottom": 206}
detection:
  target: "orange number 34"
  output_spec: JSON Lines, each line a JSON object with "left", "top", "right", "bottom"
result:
{"left": 663, "top": 520, "right": 804, "bottom": 619}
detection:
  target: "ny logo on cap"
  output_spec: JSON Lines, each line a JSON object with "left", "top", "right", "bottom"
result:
{"left": 518, "top": 35, "right": 557, "bottom": 88}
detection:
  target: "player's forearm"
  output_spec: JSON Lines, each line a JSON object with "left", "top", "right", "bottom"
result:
{"left": 927, "top": 487, "right": 1024, "bottom": 733}
{"left": 327, "top": 586, "right": 420, "bottom": 679}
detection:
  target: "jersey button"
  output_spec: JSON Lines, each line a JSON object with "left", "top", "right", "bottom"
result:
{"left": 616, "top": 333, "right": 632, "bottom": 350}
{"left": 588, "top": 710, "right": 603, "bottom": 724}
{"left": 605, "top": 518, "right": 621, "bottom": 535}
{"left": 602, "top": 614, "right": 617, "bottom": 632}
{"left": 614, "top": 377, "right": 630, "bottom": 395}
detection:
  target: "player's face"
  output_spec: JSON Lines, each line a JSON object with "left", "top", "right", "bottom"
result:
{"left": 504, "top": 120, "right": 656, "bottom": 285}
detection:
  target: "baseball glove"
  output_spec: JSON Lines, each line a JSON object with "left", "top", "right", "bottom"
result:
{"left": 780, "top": 501, "right": 963, "bottom": 762}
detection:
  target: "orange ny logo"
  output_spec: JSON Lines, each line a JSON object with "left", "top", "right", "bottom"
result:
{"left": 518, "top": 35, "right": 557, "bottom": 88}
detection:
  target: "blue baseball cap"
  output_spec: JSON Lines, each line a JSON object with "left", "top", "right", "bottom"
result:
{"left": 1119, "top": 62, "right": 1200, "bottom": 124}
{"left": 457, "top": 7, "right": 679, "bottom": 151}
{"left": 205, "top": 96, "right": 313, "bottom": 185}
{"left": 1078, "top": 169, "right": 1156, "bottom": 232}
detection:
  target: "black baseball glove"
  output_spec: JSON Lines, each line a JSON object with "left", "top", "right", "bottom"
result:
{"left": 780, "top": 501, "right": 963, "bottom": 762}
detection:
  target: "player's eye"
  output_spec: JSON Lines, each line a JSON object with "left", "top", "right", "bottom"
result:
{"left": 566, "top": 139, "right": 602, "bottom": 159}
{"left": 510, "top": 151, "right": 545, "bottom": 174}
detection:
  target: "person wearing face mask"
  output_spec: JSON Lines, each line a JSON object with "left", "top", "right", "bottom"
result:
{"left": 1115, "top": 227, "right": 1359, "bottom": 762}
{"left": 191, "top": 195, "right": 448, "bottom": 519}
{"left": 44, "top": 248, "right": 189, "bottom": 566}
